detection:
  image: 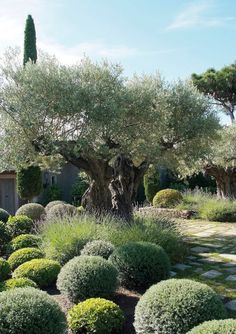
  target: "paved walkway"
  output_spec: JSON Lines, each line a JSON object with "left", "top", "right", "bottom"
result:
{"left": 173, "top": 220, "right": 236, "bottom": 314}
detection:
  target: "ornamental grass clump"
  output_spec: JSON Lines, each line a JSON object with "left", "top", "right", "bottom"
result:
{"left": 16, "top": 203, "right": 46, "bottom": 221}
{"left": 13, "top": 258, "right": 61, "bottom": 288}
{"left": 153, "top": 189, "right": 183, "bottom": 208}
{"left": 81, "top": 240, "right": 115, "bottom": 259}
{"left": 57, "top": 255, "right": 118, "bottom": 303}
{"left": 68, "top": 298, "right": 124, "bottom": 334}
{"left": 134, "top": 278, "right": 226, "bottom": 334}
{"left": 109, "top": 241, "right": 170, "bottom": 289}
{"left": 0, "top": 277, "right": 38, "bottom": 291}
{"left": 7, "top": 215, "right": 34, "bottom": 237}
{"left": 8, "top": 247, "right": 44, "bottom": 270}
{"left": 187, "top": 319, "right": 236, "bottom": 333}
{"left": 0, "top": 287, "right": 67, "bottom": 334}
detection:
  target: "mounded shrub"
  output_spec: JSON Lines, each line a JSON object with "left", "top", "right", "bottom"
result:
{"left": 81, "top": 240, "right": 115, "bottom": 259}
{"left": 134, "top": 279, "right": 227, "bottom": 334}
{"left": 16, "top": 203, "right": 46, "bottom": 221}
{"left": 8, "top": 247, "right": 44, "bottom": 270}
{"left": 199, "top": 200, "right": 236, "bottom": 222}
{"left": 77, "top": 205, "right": 85, "bottom": 214}
{"left": 47, "top": 203, "right": 77, "bottom": 218}
{"left": 0, "top": 221, "right": 11, "bottom": 252}
{"left": 110, "top": 241, "right": 170, "bottom": 289}
{"left": 187, "top": 319, "right": 236, "bottom": 333}
{"left": 57, "top": 255, "right": 118, "bottom": 302}
{"left": 0, "top": 208, "right": 10, "bottom": 223}
{"left": 7, "top": 234, "right": 42, "bottom": 253}
{"left": 7, "top": 215, "right": 34, "bottom": 237}
{"left": 0, "top": 287, "right": 66, "bottom": 334}
{"left": 0, "top": 277, "right": 38, "bottom": 291}
{"left": 13, "top": 258, "right": 61, "bottom": 288}
{"left": 153, "top": 189, "right": 183, "bottom": 208}
{"left": 68, "top": 298, "right": 124, "bottom": 334}
{"left": 45, "top": 200, "right": 66, "bottom": 212}
{"left": 0, "top": 258, "right": 11, "bottom": 281}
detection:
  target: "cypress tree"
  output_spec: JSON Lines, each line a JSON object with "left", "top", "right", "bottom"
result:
{"left": 23, "top": 14, "right": 37, "bottom": 66}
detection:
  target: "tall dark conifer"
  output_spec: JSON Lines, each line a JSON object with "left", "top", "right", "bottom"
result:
{"left": 23, "top": 14, "right": 37, "bottom": 66}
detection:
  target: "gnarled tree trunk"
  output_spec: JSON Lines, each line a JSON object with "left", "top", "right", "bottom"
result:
{"left": 205, "top": 165, "right": 236, "bottom": 198}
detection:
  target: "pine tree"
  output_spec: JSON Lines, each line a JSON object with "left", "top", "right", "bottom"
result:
{"left": 23, "top": 14, "right": 37, "bottom": 66}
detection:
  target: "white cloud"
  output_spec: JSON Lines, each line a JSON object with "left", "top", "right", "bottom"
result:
{"left": 167, "top": 1, "right": 234, "bottom": 30}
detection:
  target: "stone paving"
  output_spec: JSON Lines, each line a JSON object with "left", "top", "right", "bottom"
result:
{"left": 173, "top": 220, "right": 236, "bottom": 313}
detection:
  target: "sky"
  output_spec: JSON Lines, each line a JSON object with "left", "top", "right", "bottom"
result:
{"left": 0, "top": 0, "right": 236, "bottom": 82}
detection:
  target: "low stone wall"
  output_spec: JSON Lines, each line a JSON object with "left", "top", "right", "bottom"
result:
{"left": 138, "top": 207, "right": 195, "bottom": 219}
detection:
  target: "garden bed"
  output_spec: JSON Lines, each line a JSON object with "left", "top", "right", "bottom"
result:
{"left": 138, "top": 206, "right": 195, "bottom": 219}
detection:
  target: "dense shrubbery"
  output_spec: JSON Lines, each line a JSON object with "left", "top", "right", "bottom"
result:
{"left": 199, "top": 199, "right": 236, "bottom": 222}
{"left": 44, "top": 185, "right": 63, "bottom": 203}
{"left": 0, "top": 258, "right": 11, "bottom": 281}
{"left": 0, "top": 287, "right": 66, "bottom": 334}
{"left": 153, "top": 189, "right": 183, "bottom": 208}
{"left": 0, "top": 277, "right": 38, "bottom": 291}
{"left": 7, "top": 234, "right": 42, "bottom": 253}
{"left": 81, "top": 240, "right": 115, "bottom": 259}
{"left": 0, "top": 208, "right": 10, "bottom": 223}
{"left": 144, "top": 167, "right": 160, "bottom": 203}
{"left": 68, "top": 298, "right": 124, "bottom": 334}
{"left": 8, "top": 247, "right": 44, "bottom": 270}
{"left": 16, "top": 203, "right": 46, "bottom": 221}
{"left": 0, "top": 221, "right": 11, "bottom": 252}
{"left": 45, "top": 200, "right": 65, "bottom": 212}
{"left": 7, "top": 215, "right": 34, "bottom": 237}
{"left": 13, "top": 258, "right": 61, "bottom": 288}
{"left": 47, "top": 203, "right": 77, "bottom": 218}
{"left": 57, "top": 255, "right": 118, "bottom": 302}
{"left": 187, "top": 319, "right": 236, "bottom": 333}
{"left": 40, "top": 214, "right": 187, "bottom": 264}
{"left": 134, "top": 279, "right": 226, "bottom": 334}
{"left": 110, "top": 241, "right": 170, "bottom": 289}
{"left": 16, "top": 166, "right": 42, "bottom": 201}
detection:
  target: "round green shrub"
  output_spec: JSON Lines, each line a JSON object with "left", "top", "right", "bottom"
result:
{"left": 0, "top": 258, "right": 10, "bottom": 281}
{"left": 187, "top": 319, "right": 236, "bottom": 333}
{"left": 47, "top": 203, "right": 77, "bottom": 218}
{"left": 0, "top": 221, "right": 11, "bottom": 252}
{"left": 0, "top": 277, "right": 38, "bottom": 291}
{"left": 7, "top": 215, "right": 34, "bottom": 237}
{"left": 0, "top": 208, "right": 10, "bottom": 223}
{"left": 8, "top": 247, "right": 44, "bottom": 270}
{"left": 16, "top": 203, "right": 46, "bottom": 221}
{"left": 45, "top": 200, "right": 66, "bottom": 212}
{"left": 13, "top": 258, "right": 61, "bottom": 288}
{"left": 134, "top": 279, "right": 227, "bottom": 334}
{"left": 153, "top": 189, "right": 183, "bottom": 208}
{"left": 0, "top": 287, "right": 66, "bottom": 334}
{"left": 110, "top": 241, "right": 170, "bottom": 289}
{"left": 7, "top": 234, "right": 42, "bottom": 253}
{"left": 81, "top": 240, "right": 115, "bottom": 259}
{"left": 57, "top": 255, "right": 118, "bottom": 303}
{"left": 68, "top": 298, "right": 124, "bottom": 334}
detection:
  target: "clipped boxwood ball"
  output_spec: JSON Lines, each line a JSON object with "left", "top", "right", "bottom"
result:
{"left": 13, "top": 258, "right": 61, "bottom": 288}
{"left": 16, "top": 203, "right": 46, "bottom": 221}
{"left": 187, "top": 319, "right": 236, "bottom": 333}
{"left": 134, "top": 279, "right": 227, "bottom": 334}
{"left": 153, "top": 189, "right": 183, "bottom": 208}
{"left": 68, "top": 298, "right": 124, "bottom": 334}
{"left": 7, "top": 215, "right": 34, "bottom": 237}
{"left": 0, "top": 258, "right": 11, "bottom": 281}
{"left": 45, "top": 200, "right": 66, "bottom": 212}
{"left": 0, "top": 277, "right": 38, "bottom": 292}
{"left": 7, "top": 234, "right": 42, "bottom": 254}
{"left": 57, "top": 255, "right": 118, "bottom": 303}
{"left": 81, "top": 240, "right": 115, "bottom": 259}
{"left": 109, "top": 241, "right": 170, "bottom": 289}
{"left": 0, "top": 287, "right": 66, "bottom": 334}
{"left": 8, "top": 247, "right": 44, "bottom": 270}
{"left": 47, "top": 203, "right": 77, "bottom": 218}
{"left": 0, "top": 221, "right": 11, "bottom": 251}
{"left": 0, "top": 208, "right": 10, "bottom": 223}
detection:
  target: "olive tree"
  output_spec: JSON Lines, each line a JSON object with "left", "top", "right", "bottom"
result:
{"left": 0, "top": 49, "right": 219, "bottom": 219}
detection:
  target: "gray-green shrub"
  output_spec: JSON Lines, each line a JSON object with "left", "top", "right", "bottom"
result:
{"left": 187, "top": 319, "right": 236, "bottom": 333}
{"left": 57, "top": 255, "right": 118, "bottom": 302}
{"left": 110, "top": 241, "right": 170, "bottom": 289}
{"left": 45, "top": 200, "right": 65, "bottom": 212}
{"left": 16, "top": 203, "right": 46, "bottom": 221}
{"left": 0, "top": 287, "right": 66, "bottom": 334}
{"left": 47, "top": 203, "right": 77, "bottom": 218}
{"left": 134, "top": 279, "right": 226, "bottom": 334}
{"left": 81, "top": 240, "right": 115, "bottom": 259}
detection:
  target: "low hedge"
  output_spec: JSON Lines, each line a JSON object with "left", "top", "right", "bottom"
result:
{"left": 68, "top": 298, "right": 124, "bottom": 334}
{"left": 8, "top": 247, "right": 44, "bottom": 270}
{"left": 153, "top": 189, "right": 183, "bottom": 208}
{"left": 0, "top": 287, "right": 67, "bottom": 334}
{"left": 16, "top": 203, "right": 46, "bottom": 221}
{"left": 81, "top": 240, "right": 115, "bottom": 259}
{"left": 7, "top": 234, "right": 42, "bottom": 254}
{"left": 187, "top": 319, "right": 236, "bottom": 333}
{"left": 0, "top": 277, "right": 38, "bottom": 291}
{"left": 13, "top": 258, "right": 61, "bottom": 288}
{"left": 0, "top": 258, "right": 11, "bottom": 281}
{"left": 134, "top": 278, "right": 227, "bottom": 334}
{"left": 57, "top": 255, "right": 118, "bottom": 303}
{"left": 7, "top": 215, "right": 34, "bottom": 237}
{"left": 109, "top": 241, "right": 170, "bottom": 289}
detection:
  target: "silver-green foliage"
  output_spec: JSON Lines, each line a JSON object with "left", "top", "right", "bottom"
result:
{"left": 187, "top": 319, "right": 236, "bottom": 333}
{"left": 16, "top": 203, "right": 46, "bottom": 221}
{"left": 81, "top": 240, "right": 115, "bottom": 259}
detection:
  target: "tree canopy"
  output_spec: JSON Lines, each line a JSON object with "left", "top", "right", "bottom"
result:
{"left": 23, "top": 15, "right": 37, "bottom": 66}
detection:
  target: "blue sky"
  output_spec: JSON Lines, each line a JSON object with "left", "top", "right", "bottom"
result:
{"left": 0, "top": 0, "right": 236, "bottom": 81}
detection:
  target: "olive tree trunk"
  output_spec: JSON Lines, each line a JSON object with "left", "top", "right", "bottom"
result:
{"left": 205, "top": 165, "right": 236, "bottom": 198}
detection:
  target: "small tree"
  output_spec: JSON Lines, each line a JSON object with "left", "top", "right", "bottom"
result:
{"left": 16, "top": 166, "right": 42, "bottom": 202}
{"left": 23, "top": 15, "right": 37, "bottom": 66}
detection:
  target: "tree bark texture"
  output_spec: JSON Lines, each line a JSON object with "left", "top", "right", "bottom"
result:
{"left": 205, "top": 165, "right": 236, "bottom": 198}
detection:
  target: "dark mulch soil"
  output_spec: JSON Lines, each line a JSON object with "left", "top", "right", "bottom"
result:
{"left": 47, "top": 287, "right": 140, "bottom": 334}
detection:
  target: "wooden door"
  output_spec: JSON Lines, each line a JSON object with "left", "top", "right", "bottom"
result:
{"left": 0, "top": 178, "right": 16, "bottom": 214}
